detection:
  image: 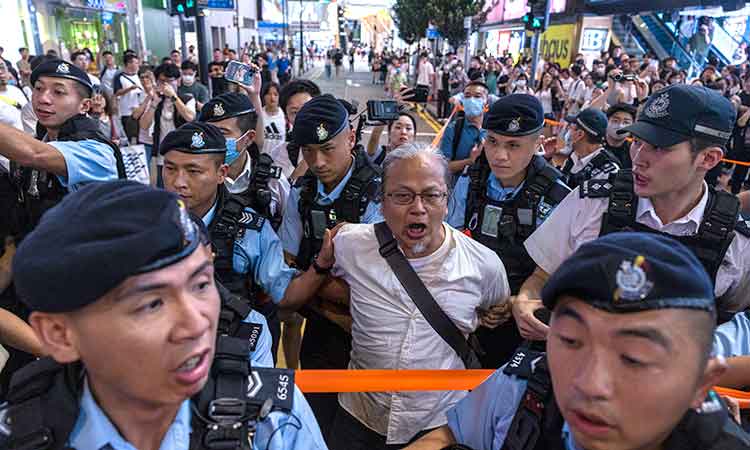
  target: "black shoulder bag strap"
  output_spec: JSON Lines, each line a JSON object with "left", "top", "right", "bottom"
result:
{"left": 374, "top": 221, "right": 481, "bottom": 369}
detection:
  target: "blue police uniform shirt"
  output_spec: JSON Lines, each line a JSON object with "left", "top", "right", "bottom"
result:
{"left": 439, "top": 119, "right": 486, "bottom": 162}
{"left": 203, "top": 203, "right": 297, "bottom": 306}
{"left": 49, "top": 139, "right": 119, "bottom": 190}
{"left": 279, "top": 156, "right": 384, "bottom": 257}
{"left": 446, "top": 367, "right": 580, "bottom": 450}
{"left": 713, "top": 311, "right": 750, "bottom": 357}
{"left": 447, "top": 174, "right": 567, "bottom": 229}
{"left": 68, "top": 378, "right": 328, "bottom": 450}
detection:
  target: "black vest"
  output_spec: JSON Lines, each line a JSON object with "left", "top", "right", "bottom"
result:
{"left": 152, "top": 93, "right": 192, "bottom": 156}
{"left": 0, "top": 290, "right": 286, "bottom": 450}
{"left": 295, "top": 151, "right": 380, "bottom": 270}
{"left": 560, "top": 147, "right": 620, "bottom": 191}
{"left": 464, "top": 155, "right": 571, "bottom": 293}
{"left": 208, "top": 186, "right": 267, "bottom": 302}
{"left": 230, "top": 145, "right": 283, "bottom": 229}
{"left": 501, "top": 345, "right": 750, "bottom": 450}
{"left": 4, "top": 114, "right": 126, "bottom": 241}
{"left": 581, "top": 170, "right": 750, "bottom": 322}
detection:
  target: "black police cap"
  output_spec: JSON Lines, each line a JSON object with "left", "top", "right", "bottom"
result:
{"left": 199, "top": 92, "right": 255, "bottom": 122}
{"left": 565, "top": 107, "right": 608, "bottom": 139}
{"left": 13, "top": 181, "right": 209, "bottom": 313}
{"left": 160, "top": 122, "right": 227, "bottom": 156}
{"left": 542, "top": 233, "right": 715, "bottom": 314}
{"left": 30, "top": 59, "right": 93, "bottom": 95}
{"left": 619, "top": 84, "right": 735, "bottom": 148}
{"left": 291, "top": 94, "right": 349, "bottom": 145}
{"left": 483, "top": 94, "right": 544, "bottom": 136}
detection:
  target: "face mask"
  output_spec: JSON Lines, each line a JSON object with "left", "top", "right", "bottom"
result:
{"left": 225, "top": 130, "right": 251, "bottom": 165}
{"left": 516, "top": 79, "right": 527, "bottom": 87}
{"left": 607, "top": 123, "right": 628, "bottom": 141}
{"left": 182, "top": 74, "right": 195, "bottom": 86}
{"left": 463, "top": 97, "right": 485, "bottom": 117}
{"left": 561, "top": 129, "right": 573, "bottom": 155}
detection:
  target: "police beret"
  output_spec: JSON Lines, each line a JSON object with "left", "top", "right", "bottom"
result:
{"left": 13, "top": 181, "right": 208, "bottom": 313}
{"left": 482, "top": 94, "right": 544, "bottom": 136}
{"left": 30, "top": 59, "right": 93, "bottom": 94}
{"left": 160, "top": 122, "right": 226, "bottom": 155}
{"left": 291, "top": 94, "right": 348, "bottom": 145}
{"left": 619, "top": 84, "right": 735, "bottom": 148}
{"left": 565, "top": 107, "right": 608, "bottom": 139}
{"left": 199, "top": 92, "right": 255, "bottom": 122}
{"left": 542, "top": 233, "right": 715, "bottom": 314}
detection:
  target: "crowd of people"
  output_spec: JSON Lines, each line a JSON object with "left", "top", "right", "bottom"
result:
{"left": 0, "top": 30, "right": 750, "bottom": 450}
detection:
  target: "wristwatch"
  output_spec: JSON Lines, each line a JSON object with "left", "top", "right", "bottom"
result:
{"left": 312, "top": 254, "right": 332, "bottom": 275}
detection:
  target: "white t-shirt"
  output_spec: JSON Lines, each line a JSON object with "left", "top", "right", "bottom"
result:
{"left": 114, "top": 72, "right": 144, "bottom": 117}
{"left": 333, "top": 223, "right": 509, "bottom": 444}
{"left": 417, "top": 61, "right": 435, "bottom": 86}
{"left": 261, "top": 108, "right": 286, "bottom": 153}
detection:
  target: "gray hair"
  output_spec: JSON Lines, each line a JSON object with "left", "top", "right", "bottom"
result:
{"left": 380, "top": 143, "right": 451, "bottom": 196}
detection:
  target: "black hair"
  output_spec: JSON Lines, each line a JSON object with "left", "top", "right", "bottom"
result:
{"left": 279, "top": 79, "right": 321, "bottom": 114}
{"left": 102, "top": 50, "right": 113, "bottom": 57}
{"left": 464, "top": 80, "right": 489, "bottom": 93}
{"left": 18, "top": 47, "right": 28, "bottom": 53}
{"left": 161, "top": 57, "right": 172, "bottom": 64}
{"left": 261, "top": 81, "right": 280, "bottom": 105}
{"left": 208, "top": 61, "right": 225, "bottom": 70}
{"left": 387, "top": 112, "right": 417, "bottom": 134}
{"left": 70, "top": 51, "right": 87, "bottom": 63}
{"left": 154, "top": 62, "right": 181, "bottom": 80}
{"left": 124, "top": 53, "right": 139, "bottom": 66}
{"left": 180, "top": 60, "right": 198, "bottom": 72}
{"left": 171, "top": 49, "right": 181, "bottom": 56}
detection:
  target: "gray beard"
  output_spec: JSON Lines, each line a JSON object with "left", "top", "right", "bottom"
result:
{"left": 410, "top": 241, "right": 428, "bottom": 256}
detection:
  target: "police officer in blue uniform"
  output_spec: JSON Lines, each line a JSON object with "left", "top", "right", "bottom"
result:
{"left": 406, "top": 233, "right": 750, "bottom": 450}
{"left": 160, "top": 122, "right": 336, "bottom": 364}
{"left": 0, "top": 59, "right": 125, "bottom": 398}
{"left": 447, "top": 94, "right": 571, "bottom": 368}
{"left": 0, "top": 180, "right": 328, "bottom": 450}
{"left": 278, "top": 94, "right": 383, "bottom": 439}
{"left": 559, "top": 108, "right": 620, "bottom": 191}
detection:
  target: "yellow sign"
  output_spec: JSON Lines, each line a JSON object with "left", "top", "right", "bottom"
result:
{"left": 539, "top": 24, "right": 576, "bottom": 68}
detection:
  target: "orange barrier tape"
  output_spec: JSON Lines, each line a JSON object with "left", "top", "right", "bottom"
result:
{"left": 295, "top": 369, "right": 750, "bottom": 409}
{"left": 722, "top": 158, "right": 750, "bottom": 167}
{"left": 429, "top": 105, "right": 460, "bottom": 148}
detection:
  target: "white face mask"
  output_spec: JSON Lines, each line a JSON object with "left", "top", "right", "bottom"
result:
{"left": 560, "top": 129, "right": 573, "bottom": 155}
{"left": 515, "top": 79, "right": 527, "bottom": 88}
{"left": 182, "top": 74, "right": 195, "bottom": 86}
{"left": 607, "top": 122, "right": 628, "bottom": 141}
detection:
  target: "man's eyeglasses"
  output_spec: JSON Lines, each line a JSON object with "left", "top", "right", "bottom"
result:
{"left": 386, "top": 191, "right": 448, "bottom": 206}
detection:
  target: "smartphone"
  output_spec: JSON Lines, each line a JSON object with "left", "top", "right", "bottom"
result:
{"left": 413, "top": 85, "right": 429, "bottom": 103}
{"left": 225, "top": 60, "right": 256, "bottom": 86}
{"left": 367, "top": 100, "right": 400, "bottom": 122}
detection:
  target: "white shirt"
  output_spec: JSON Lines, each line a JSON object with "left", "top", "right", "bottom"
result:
{"left": 261, "top": 108, "right": 286, "bottom": 154}
{"left": 417, "top": 61, "right": 435, "bottom": 87}
{"left": 525, "top": 183, "right": 750, "bottom": 311}
{"left": 225, "top": 152, "right": 291, "bottom": 217}
{"left": 332, "top": 223, "right": 510, "bottom": 444}
{"left": 567, "top": 148, "right": 617, "bottom": 179}
{"left": 158, "top": 97, "right": 196, "bottom": 145}
{"left": 567, "top": 79, "right": 586, "bottom": 115}
{"left": 115, "top": 71, "right": 144, "bottom": 117}
{"left": 537, "top": 89, "right": 553, "bottom": 114}
{"left": 87, "top": 73, "right": 101, "bottom": 87}
{"left": 269, "top": 141, "right": 304, "bottom": 180}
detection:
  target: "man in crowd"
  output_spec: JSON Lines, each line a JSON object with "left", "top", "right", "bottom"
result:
{"left": 407, "top": 233, "right": 748, "bottom": 450}
{"left": 15, "top": 47, "right": 31, "bottom": 88}
{"left": 208, "top": 60, "right": 229, "bottom": 97}
{"left": 71, "top": 50, "right": 100, "bottom": 88}
{"left": 99, "top": 50, "right": 119, "bottom": 96}
{"left": 113, "top": 52, "right": 143, "bottom": 144}
{"left": 603, "top": 102, "right": 637, "bottom": 170}
{"left": 170, "top": 49, "right": 182, "bottom": 66}
{"left": 272, "top": 79, "right": 322, "bottom": 180}
{"left": 559, "top": 107, "right": 620, "bottom": 191}
{"left": 178, "top": 60, "right": 209, "bottom": 112}
{"left": 0, "top": 60, "right": 27, "bottom": 132}
{"left": 0, "top": 180, "right": 329, "bottom": 450}
{"left": 439, "top": 81, "right": 489, "bottom": 179}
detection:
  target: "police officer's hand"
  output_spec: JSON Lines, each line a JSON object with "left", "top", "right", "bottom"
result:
{"left": 512, "top": 295, "right": 549, "bottom": 341}
{"left": 477, "top": 299, "right": 512, "bottom": 328}
{"left": 316, "top": 222, "right": 347, "bottom": 269}
{"left": 469, "top": 141, "right": 484, "bottom": 163}
{"left": 0, "top": 237, "right": 15, "bottom": 293}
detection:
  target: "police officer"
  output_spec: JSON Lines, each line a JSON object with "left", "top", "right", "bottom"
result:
{"left": 278, "top": 94, "right": 383, "bottom": 438}
{"left": 406, "top": 233, "right": 750, "bottom": 450}
{"left": 0, "top": 59, "right": 124, "bottom": 398}
{"left": 559, "top": 107, "right": 620, "bottom": 191}
{"left": 273, "top": 79, "right": 322, "bottom": 180}
{"left": 160, "top": 122, "right": 336, "bottom": 363}
{"left": 447, "top": 94, "right": 571, "bottom": 368}
{"left": 0, "top": 181, "right": 328, "bottom": 450}
{"left": 603, "top": 103, "right": 637, "bottom": 169}
{"left": 199, "top": 92, "right": 290, "bottom": 228}
{"left": 515, "top": 84, "right": 750, "bottom": 342}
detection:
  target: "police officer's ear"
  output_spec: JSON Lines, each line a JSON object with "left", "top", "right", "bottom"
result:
{"left": 346, "top": 126, "right": 356, "bottom": 151}
{"left": 693, "top": 144, "right": 724, "bottom": 172}
{"left": 78, "top": 96, "right": 93, "bottom": 115}
{"left": 27, "top": 311, "right": 82, "bottom": 364}
{"left": 690, "top": 356, "right": 728, "bottom": 409}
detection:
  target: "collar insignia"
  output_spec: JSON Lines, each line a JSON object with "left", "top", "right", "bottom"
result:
{"left": 213, "top": 103, "right": 225, "bottom": 117}
{"left": 191, "top": 131, "right": 206, "bottom": 149}
{"left": 644, "top": 92, "right": 670, "bottom": 119}
{"left": 316, "top": 123, "right": 328, "bottom": 142}
{"left": 614, "top": 255, "right": 654, "bottom": 302}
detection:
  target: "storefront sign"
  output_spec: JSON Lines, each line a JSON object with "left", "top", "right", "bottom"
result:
{"left": 539, "top": 24, "right": 575, "bottom": 67}
{"left": 580, "top": 28, "right": 608, "bottom": 52}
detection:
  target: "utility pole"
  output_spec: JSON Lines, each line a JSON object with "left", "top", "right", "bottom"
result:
{"left": 463, "top": 16, "right": 472, "bottom": 67}
{"left": 235, "top": 0, "right": 241, "bottom": 52}
{"left": 299, "top": 0, "right": 304, "bottom": 75}
{"left": 196, "top": 8, "right": 209, "bottom": 85}
{"left": 178, "top": 13, "right": 188, "bottom": 60}
{"left": 529, "top": 0, "right": 551, "bottom": 88}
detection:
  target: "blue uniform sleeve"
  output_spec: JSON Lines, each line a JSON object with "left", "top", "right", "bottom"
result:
{"left": 713, "top": 312, "right": 750, "bottom": 357}
{"left": 279, "top": 188, "right": 303, "bottom": 257}
{"left": 448, "top": 176, "right": 469, "bottom": 229}
{"left": 233, "top": 210, "right": 297, "bottom": 304}
{"left": 439, "top": 122, "right": 457, "bottom": 160}
{"left": 245, "top": 310, "right": 274, "bottom": 368}
{"left": 361, "top": 201, "right": 384, "bottom": 224}
{"left": 446, "top": 368, "right": 527, "bottom": 450}
{"left": 49, "top": 139, "right": 118, "bottom": 190}
{"left": 253, "top": 386, "right": 328, "bottom": 450}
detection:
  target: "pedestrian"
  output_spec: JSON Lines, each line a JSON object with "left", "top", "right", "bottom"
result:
{"left": 98, "top": 50, "right": 119, "bottom": 97}
{"left": 603, "top": 102, "right": 637, "bottom": 169}
{"left": 439, "top": 81, "right": 489, "bottom": 178}
{"left": 325, "top": 50, "right": 333, "bottom": 80}
{"left": 178, "top": 60, "right": 209, "bottom": 112}
{"left": 334, "top": 49, "right": 343, "bottom": 78}
{"left": 407, "top": 232, "right": 749, "bottom": 450}
{"left": 113, "top": 52, "right": 143, "bottom": 144}
{"left": 366, "top": 112, "right": 417, "bottom": 166}
{"left": 260, "top": 81, "right": 287, "bottom": 153}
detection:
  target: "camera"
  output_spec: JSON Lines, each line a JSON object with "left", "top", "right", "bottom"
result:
{"left": 611, "top": 73, "right": 635, "bottom": 82}
{"left": 367, "top": 100, "right": 400, "bottom": 122}
{"left": 413, "top": 85, "right": 429, "bottom": 103}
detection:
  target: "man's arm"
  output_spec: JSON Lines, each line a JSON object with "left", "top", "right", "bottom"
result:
{"left": 0, "top": 123, "right": 66, "bottom": 176}
{"left": 173, "top": 96, "right": 196, "bottom": 122}
{"left": 740, "top": 191, "right": 750, "bottom": 215}
{"left": 238, "top": 65, "right": 265, "bottom": 151}
{"left": 512, "top": 266, "right": 551, "bottom": 340}
{"left": 0, "top": 309, "right": 44, "bottom": 355}
{"left": 717, "top": 356, "right": 750, "bottom": 389}
{"left": 403, "top": 426, "right": 457, "bottom": 450}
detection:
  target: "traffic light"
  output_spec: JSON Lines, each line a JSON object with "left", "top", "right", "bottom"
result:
{"left": 337, "top": 6, "right": 346, "bottom": 35}
{"left": 523, "top": 0, "right": 546, "bottom": 33}
{"left": 169, "top": 0, "right": 198, "bottom": 17}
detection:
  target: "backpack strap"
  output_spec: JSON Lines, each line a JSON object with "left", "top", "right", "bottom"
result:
{"left": 451, "top": 115, "right": 466, "bottom": 161}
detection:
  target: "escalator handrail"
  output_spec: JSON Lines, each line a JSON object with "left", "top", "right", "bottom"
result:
{"left": 640, "top": 13, "right": 702, "bottom": 74}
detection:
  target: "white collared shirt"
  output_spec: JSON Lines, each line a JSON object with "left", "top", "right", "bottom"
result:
{"left": 525, "top": 182, "right": 750, "bottom": 311}
{"left": 332, "top": 223, "right": 510, "bottom": 444}
{"left": 224, "top": 152, "right": 291, "bottom": 217}
{"left": 268, "top": 141, "right": 304, "bottom": 180}
{"left": 568, "top": 148, "right": 603, "bottom": 175}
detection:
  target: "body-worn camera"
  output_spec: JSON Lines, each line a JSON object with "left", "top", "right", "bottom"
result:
{"left": 367, "top": 100, "right": 400, "bottom": 122}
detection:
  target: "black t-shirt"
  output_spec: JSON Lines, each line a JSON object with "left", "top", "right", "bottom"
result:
{"left": 604, "top": 140, "right": 632, "bottom": 170}
{"left": 497, "top": 74, "right": 510, "bottom": 96}
{"left": 739, "top": 91, "right": 750, "bottom": 107}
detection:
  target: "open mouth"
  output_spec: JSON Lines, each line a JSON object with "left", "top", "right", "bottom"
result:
{"left": 633, "top": 172, "right": 650, "bottom": 187}
{"left": 406, "top": 223, "right": 427, "bottom": 240}
{"left": 173, "top": 349, "right": 211, "bottom": 386}
{"left": 568, "top": 408, "right": 615, "bottom": 438}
